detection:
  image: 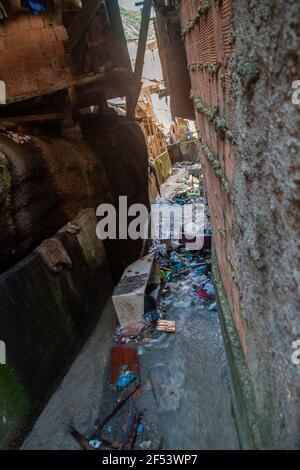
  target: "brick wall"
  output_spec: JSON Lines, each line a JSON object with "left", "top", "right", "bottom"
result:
{"left": 0, "top": 13, "right": 73, "bottom": 101}
{"left": 0, "top": 0, "right": 125, "bottom": 103}
{"left": 176, "top": 0, "right": 300, "bottom": 449}
{"left": 179, "top": 0, "right": 245, "bottom": 351}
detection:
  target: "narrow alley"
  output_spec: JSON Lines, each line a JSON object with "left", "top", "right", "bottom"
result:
{"left": 0, "top": 0, "right": 300, "bottom": 456}
{"left": 22, "top": 167, "right": 239, "bottom": 450}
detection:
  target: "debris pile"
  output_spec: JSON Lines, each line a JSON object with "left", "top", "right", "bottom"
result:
{"left": 69, "top": 166, "right": 217, "bottom": 452}
{"left": 156, "top": 243, "right": 215, "bottom": 314}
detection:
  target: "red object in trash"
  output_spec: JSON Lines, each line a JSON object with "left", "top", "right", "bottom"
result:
{"left": 111, "top": 346, "right": 140, "bottom": 387}
{"left": 198, "top": 288, "right": 210, "bottom": 301}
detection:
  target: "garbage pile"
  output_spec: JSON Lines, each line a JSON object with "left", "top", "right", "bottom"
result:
{"left": 69, "top": 168, "right": 217, "bottom": 451}
{"left": 155, "top": 243, "right": 216, "bottom": 313}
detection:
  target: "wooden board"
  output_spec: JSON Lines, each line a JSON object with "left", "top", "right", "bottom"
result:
{"left": 111, "top": 346, "right": 140, "bottom": 387}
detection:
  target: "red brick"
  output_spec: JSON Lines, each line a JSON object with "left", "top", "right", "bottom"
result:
{"left": 8, "top": 64, "right": 27, "bottom": 82}
{"left": 41, "top": 27, "right": 56, "bottom": 43}
{"left": 24, "top": 58, "right": 48, "bottom": 76}
{"left": 40, "top": 41, "right": 56, "bottom": 58}
{"left": 2, "top": 47, "right": 25, "bottom": 66}
{"left": 15, "top": 14, "right": 31, "bottom": 30}
{"left": 29, "top": 28, "right": 44, "bottom": 43}
{"left": 24, "top": 44, "right": 44, "bottom": 61}
{"left": 3, "top": 35, "right": 19, "bottom": 49}
{"left": 0, "top": 64, "right": 7, "bottom": 79}
{"left": 54, "top": 41, "right": 66, "bottom": 58}
{"left": 29, "top": 15, "right": 45, "bottom": 29}
{"left": 13, "top": 77, "right": 38, "bottom": 95}
{"left": 3, "top": 18, "right": 18, "bottom": 35}
{"left": 54, "top": 26, "right": 68, "bottom": 42}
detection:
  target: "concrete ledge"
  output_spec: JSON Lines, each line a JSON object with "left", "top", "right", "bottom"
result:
{"left": 0, "top": 209, "right": 113, "bottom": 449}
{"left": 212, "top": 241, "right": 264, "bottom": 450}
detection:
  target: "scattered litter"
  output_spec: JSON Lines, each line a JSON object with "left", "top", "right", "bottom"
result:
{"left": 149, "top": 241, "right": 167, "bottom": 263}
{"left": 69, "top": 163, "right": 215, "bottom": 452}
{"left": 203, "top": 282, "right": 215, "bottom": 297}
{"left": 122, "top": 412, "right": 144, "bottom": 450}
{"left": 115, "top": 321, "right": 151, "bottom": 345}
{"left": 69, "top": 426, "right": 97, "bottom": 451}
{"left": 139, "top": 440, "right": 153, "bottom": 450}
{"left": 95, "top": 383, "right": 140, "bottom": 434}
{"left": 116, "top": 368, "right": 137, "bottom": 390}
{"left": 137, "top": 422, "right": 145, "bottom": 434}
{"left": 89, "top": 439, "right": 102, "bottom": 449}
{"left": 198, "top": 288, "right": 210, "bottom": 301}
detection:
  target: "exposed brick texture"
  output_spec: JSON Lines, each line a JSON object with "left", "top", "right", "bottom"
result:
{"left": 0, "top": 10, "right": 113, "bottom": 103}
{"left": 179, "top": 0, "right": 243, "bottom": 350}
{"left": 178, "top": 0, "right": 300, "bottom": 449}
{"left": 0, "top": 13, "right": 73, "bottom": 101}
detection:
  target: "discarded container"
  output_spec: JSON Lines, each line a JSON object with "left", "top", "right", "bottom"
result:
{"left": 137, "top": 421, "right": 145, "bottom": 434}
{"left": 89, "top": 439, "right": 102, "bottom": 449}
{"left": 122, "top": 412, "right": 144, "bottom": 450}
{"left": 197, "top": 288, "right": 210, "bottom": 301}
{"left": 209, "top": 302, "right": 217, "bottom": 312}
{"left": 116, "top": 369, "right": 137, "bottom": 390}
{"left": 203, "top": 282, "right": 215, "bottom": 297}
{"left": 118, "top": 322, "right": 147, "bottom": 339}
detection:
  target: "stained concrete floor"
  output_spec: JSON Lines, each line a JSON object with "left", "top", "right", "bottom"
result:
{"left": 22, "top": 169, "right": 239, "bottom": 451}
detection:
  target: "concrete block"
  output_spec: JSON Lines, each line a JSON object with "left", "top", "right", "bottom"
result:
{"left": 112, "top": 255, "right": 160, "bottom": 328}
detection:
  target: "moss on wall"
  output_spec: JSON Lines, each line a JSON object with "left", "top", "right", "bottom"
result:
{"left": 0, "top": 210, "right": 112, "bottom": 449}
{"left": 0, "top": 366, "right": 30, "bottom": 449}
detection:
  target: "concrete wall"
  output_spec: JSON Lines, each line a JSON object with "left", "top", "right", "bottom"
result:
{"left": 180, "top": 140, "right": 200, "bottom": 163}
{"left": 0, "top": 209, "right": 112, "bottom": 449}
{"left": 0, "top": 114, "right": 150, "bottom": 448}
{"left": 81, "top": 114, "right": 151, "bottom": 281}
{"left": 0, "top": 128, "right": 111, "bottom": 272}
{"left": 178, "top": 0, "right": 300, "bottom": 449}
{"left": 155, "top": 6, "right": 195, "bottom": 120}
{"left": 232, "top": 0, "right": 300, "bottom": 449}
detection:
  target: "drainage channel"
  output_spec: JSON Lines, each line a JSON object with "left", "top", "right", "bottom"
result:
{"left": 23, "top": 164, "right": 239, "bottom": 451}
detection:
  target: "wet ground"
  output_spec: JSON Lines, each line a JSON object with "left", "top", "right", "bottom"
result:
{"left": 22, "top": 167, "right": 239, "bottom": 450}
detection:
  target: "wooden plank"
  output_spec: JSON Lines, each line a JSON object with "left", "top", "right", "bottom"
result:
{"left": 111, "top": 346, "right": 140, "bottom": 387}
{"left": 0, "top": 113, "right": 64, "bottom": 124}
{"left": 156, "top": 320, "right": 176, "bottom": 332}
{"left": 67, "top": 0, "right": 103, "bottom": 53}
{"left": 127, "top": 0, "right": 152, "bottom": 119}
{"left": 71, "top": 30, "right": 89, "bottom": 73}
{"left": 5, "top": 67, "right": 133, "bottom": 105}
